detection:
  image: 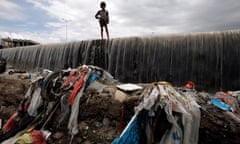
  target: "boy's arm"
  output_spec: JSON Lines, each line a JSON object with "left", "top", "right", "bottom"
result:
{"left": 106, "top": 11, "right": 109, "bottom": 24}
{"left": 95, "top": 11, "right": 100, "bottom": 19}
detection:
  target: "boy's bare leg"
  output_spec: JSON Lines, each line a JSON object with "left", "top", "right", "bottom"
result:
{"left": 105, "top": 26, "right": 109, "bottom": 40}
{"left": 101, "top": 27, "right": 103, "bottom": 39}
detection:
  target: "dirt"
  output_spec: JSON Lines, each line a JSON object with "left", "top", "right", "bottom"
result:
{"left": 0, "top": 77, "right": 30, "bottom": 119}
{"left": 0, "top": 73, "right": 240, "bottom": 144}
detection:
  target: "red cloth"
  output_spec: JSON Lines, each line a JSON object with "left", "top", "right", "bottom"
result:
{"left": 63, "top": 69, "right": 80, "bottom": 87}
{"left": 3, "top": 99, "right": 30, "bottom": 133}
{"left": 68, "top": 72, "right": 87, "bottom": 105}
{"left": 31, "top": 130, "right": 46, "bottom": 144}
{"left": 3, "top": 112, "right": 18, "bottom": 133}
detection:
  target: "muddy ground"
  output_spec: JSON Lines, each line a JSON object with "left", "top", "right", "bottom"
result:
{"left": 0, "top": 73, "right": 240, "bottom": 144}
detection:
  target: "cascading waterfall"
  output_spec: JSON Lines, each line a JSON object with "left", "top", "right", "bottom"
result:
{"left": 0, "top": 30, "right": 240, "bottom": 91}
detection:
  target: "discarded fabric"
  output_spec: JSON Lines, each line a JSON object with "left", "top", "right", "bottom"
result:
{"left": 113, "top": 82, "right": 200, "bottom": 144}
{"left": 15, "top": 130, "right": 47, "bottom": 144}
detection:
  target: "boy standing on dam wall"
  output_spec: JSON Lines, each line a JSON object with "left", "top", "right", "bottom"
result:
{"left": 95, "top": 1, "right": 110, "bottom": 40}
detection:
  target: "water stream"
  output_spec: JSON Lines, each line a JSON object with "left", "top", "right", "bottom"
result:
{"left": 0, "top": 30, "right": 239, "bottom": 91}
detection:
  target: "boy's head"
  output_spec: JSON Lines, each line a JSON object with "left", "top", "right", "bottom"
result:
{"left": 100, "top": 1, "right": 106, "bottom": 9}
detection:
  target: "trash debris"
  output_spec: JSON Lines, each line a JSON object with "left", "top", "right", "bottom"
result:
{"left": 0, "top": 65, "right": 240, "bottom": 144}
{"left": 116, "top": 83, "right": 143, "bottom": 91}
{"left": 15, "top": 129, "right": 50, "bottom": 144}
{"left": 185, "top": 81, "right": 195, "bottom": 89}
{"left": 211, "top": 97, "right": 233, "bottom": 112}
{"left": 2, "top": 112, "right": 18, "bottom": 134}
{"left": 197, "top": 91, "right": 240, "bottom": 144}
{"left": 214, "top": 91, "right": 240, "bottom": 113}
{"left": 19, "top": 73, "right": 32, "bottom": 79}
{"left": 113, "top": 82, "right": 201, "bottom": 144}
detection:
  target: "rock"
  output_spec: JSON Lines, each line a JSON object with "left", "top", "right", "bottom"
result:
{"left": 82, "top": 140, "right": 91, "bottom": 144}
{"left": 105, "top": 129, "right": 117, "bottom": 139}
{"left": 94, "top": 121, "right": 102, "bottom": 127}
{"left": 79, "top": 121, "right": 89, "bottom": 131}
{"left": 114, "top": 90, "right": 128, "bottom": 103}
{"left": 0, "top": 106, "right": 6, "bottom": 111}
{"left": 76, "top": 137, "right": 83, "bottom": 143}
{"left": 102, "top": 117, "right": 110, "bottom": 127}
{"left": 103, "top": 86, "right": 116, "bottom": 95}
{"left": 52, "top": 131, "right": 64, "bottom": 140}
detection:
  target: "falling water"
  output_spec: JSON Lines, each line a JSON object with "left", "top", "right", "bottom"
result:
{"left": 0, "top": 30, "right": 240, "bottom": 91}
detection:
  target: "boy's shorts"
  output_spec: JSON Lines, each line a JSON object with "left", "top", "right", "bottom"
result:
{"left": 99, "top": 19, "right": 107, "bottom": 27}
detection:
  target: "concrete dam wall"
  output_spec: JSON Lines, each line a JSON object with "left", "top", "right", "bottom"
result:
{"left": 0, "top": 30, "right": 239, "bottom": 91}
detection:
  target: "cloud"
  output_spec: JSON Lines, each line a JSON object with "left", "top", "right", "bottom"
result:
{"left": 182, "top": 0, "right": 240, "bottom": 32}
{"left": 1, "top": 0, "right": 240, "bottom": 44}
{"left": 0, "top": 0, "right": 26, "bottom": 21}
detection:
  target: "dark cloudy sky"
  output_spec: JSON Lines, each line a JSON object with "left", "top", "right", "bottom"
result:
{"left": 0, "top": 0, "right": 240, "bottom": 43}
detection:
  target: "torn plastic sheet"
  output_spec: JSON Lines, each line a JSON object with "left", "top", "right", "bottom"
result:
{"left": 114, "top": 83, "right": 200, "bottom": 144}
{"left": 211, "top": 97, "right": 233, "bottom": 112}
{"left": 27, "top": 87, "right": 43, "bottom": 117}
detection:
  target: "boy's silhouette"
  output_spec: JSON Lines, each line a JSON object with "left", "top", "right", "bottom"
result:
{"left": 95, "top": 1, "right": 109, "bottom": 40}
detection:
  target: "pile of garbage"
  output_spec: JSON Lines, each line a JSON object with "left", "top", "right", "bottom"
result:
{"left": 197, "top": 91, "right": 240, "bottom": 144}
{"left": 0, "top": 65, "right": 240, "bottom": 144}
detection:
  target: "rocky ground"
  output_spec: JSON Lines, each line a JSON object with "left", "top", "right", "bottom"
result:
{"left": 0, "top": 72, "right": 240, "bottom": 144}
